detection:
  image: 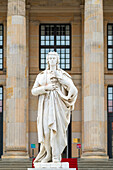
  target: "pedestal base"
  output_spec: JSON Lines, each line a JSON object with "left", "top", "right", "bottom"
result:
{"left": 81, "top": 152, "right": 109, "bottom": 159}
{"left": 28, "top": 162, "right": 76, "bottom": 170}
{"left": 28, "top": 169, "right": 76, "bottom": 170}
{"left": 34, "top": 162, "right": 69, "bottom": 168}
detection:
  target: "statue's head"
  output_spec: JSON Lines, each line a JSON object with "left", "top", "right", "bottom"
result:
{"left": 46, "top": 51, "right": 60, "bottom": 70}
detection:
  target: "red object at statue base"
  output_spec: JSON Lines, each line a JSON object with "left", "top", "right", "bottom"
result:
{"left": 61, "top": 158, "right": 78, "bottom": 170}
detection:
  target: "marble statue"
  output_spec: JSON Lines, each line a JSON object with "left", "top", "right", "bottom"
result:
{"left": 31, "top": 52, "right": 78, "bottom": 163}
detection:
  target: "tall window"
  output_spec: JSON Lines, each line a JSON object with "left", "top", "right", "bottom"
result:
{"left": 0, "top": 24, "right": 3, "bottom": 70}
{"left": 108, "top": 86, "right": 113, "bottom": 113}
{"left": 39, "top": 24, "right": 71, "bottom": 70}
{"left": 108, "top": 24, "right": 113, "bottom": 70}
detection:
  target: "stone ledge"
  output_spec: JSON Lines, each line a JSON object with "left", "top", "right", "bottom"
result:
{"left": 34, "top": 162, "right": 69, "bottom": 168}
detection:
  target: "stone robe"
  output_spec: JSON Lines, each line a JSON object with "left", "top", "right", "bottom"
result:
{"left": 31, "top": 69, "right": 78, "bottom": 157}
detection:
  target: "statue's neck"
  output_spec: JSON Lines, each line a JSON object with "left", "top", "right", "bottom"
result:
{"left": 50, "top": 65, "right": 56, "bottom": 72}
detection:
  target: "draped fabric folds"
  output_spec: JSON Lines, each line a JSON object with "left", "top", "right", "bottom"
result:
{"left": 31, "top": 69, "right": 78, "bottom": 158}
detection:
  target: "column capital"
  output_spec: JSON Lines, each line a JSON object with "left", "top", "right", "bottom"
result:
{"left": 8, "top": 0, "right": 25, "bottom": 17}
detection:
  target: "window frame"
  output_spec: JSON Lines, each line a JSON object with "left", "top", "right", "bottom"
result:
{"left": 39, "top": 23, "right": 71, "bottom": 70}
{"left": 107, "top": 23, "right": 113, "bottom": 70}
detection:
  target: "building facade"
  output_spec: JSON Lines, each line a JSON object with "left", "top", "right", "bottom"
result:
{"left": 0, "top": 0, "right": 113, "bottom": 160}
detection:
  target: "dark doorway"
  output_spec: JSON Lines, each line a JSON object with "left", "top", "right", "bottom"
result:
{"left": 108, "top": 116, "right": 113, "bottom": 158}
{"left": 0, "top": 87, "right": 3, "bottom": 158}
{"left": 62, "top": 115, "right": 72, "bottom": 158}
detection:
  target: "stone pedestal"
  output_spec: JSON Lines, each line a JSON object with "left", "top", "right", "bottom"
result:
{"left": 34, "top": 162, "right": 69, "bottom": 168}
{"left": 2, "top": 0, "right": 29, "bottom": 159}
{"left": 28, "top": 162, "right": 76, "bottom": 170}
{"left": 82, "top": 0, "right": 108, "bottom": 159}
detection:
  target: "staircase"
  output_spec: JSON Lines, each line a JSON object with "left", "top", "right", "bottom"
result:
{"left": 78, "top": 159, "right": 113, "bottom": 170}
{"left": 0, "top": 159, "right": 32, "bottom": 170}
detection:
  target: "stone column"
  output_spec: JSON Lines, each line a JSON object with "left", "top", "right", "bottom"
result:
{"left": 82, "top": 0, "right": 108, "bottom": 158}
{"left": 2, "top": 0, "right": 29, "bottom": 158}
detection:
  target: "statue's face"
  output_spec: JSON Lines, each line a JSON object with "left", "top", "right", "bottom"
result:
{"left": 48, "top": 54, "right": 57, "bottom": 66}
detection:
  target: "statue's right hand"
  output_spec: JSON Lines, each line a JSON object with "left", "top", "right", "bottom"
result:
{"left": 44, "top": 84, "right": 56, "bottom": 91}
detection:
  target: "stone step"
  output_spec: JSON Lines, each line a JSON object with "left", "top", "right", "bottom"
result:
{"left": 78, "top": 159, "right": 113, "bottom": 170}
{"left": 0, "top": 159, "right": 32, "bottom": 170}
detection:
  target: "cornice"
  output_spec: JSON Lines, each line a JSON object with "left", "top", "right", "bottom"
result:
{"left": 0, "top": 4, "right": 113, "bottom": 14}
{"left": 29, "top": 6, "right": 81, "bottom": 14}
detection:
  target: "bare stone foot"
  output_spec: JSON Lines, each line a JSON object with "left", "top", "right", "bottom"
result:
{"left": 52, "top": 156, "right": 60, "bottom": 163}
{"left": 34, "top": 144, "right": 46, "bottom": 163}
{"left": 41, "top": 154, "right": 52, "bottom": 163}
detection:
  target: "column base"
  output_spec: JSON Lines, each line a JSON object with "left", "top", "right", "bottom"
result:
{"left": 81, "top": 151, "right": 109, "bottom": 159}
{"left": 2, "top": 155, "right": 29, "bottom": 159}
{"left": 2, "top": 152, "right": 29, "bottom": 159}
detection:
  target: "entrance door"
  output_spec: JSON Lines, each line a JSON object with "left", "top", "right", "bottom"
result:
{"left": 108, "top": 116, "right": 113, "bottom": 158}
{"left": 0, "top": 87, "right": 3, "bottom": 158}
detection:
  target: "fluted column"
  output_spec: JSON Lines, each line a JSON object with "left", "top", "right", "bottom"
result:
{"left": 82, "top": 0, "right": 108, "bottom": 158}
{"left": 2, "top": 0, "right": 29, "bottom": 158}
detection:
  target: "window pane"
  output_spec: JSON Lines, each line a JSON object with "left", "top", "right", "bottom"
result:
{"left": 108, "top": 107, "right": 112, "bottom": 113}
{"left": 108, "top": 41, "right": 113, "bottom": 45}
{"left": 61, "top": 59, "right": 65, "bottom": 63}
{"left": 46, "top": 36, "right": 49, "bottom": 40}
{"left": 108, "top": 94, "right": 112, "bottom": 100}
{"left": 0, "top": 49, "right": 2, "bottom": 53}
{"left": 108, "top": 36, "right": 113, "bottom": 40}
{"left": 41, "top": 41, "right": 45, "bottom": 45}
{"left": 0, "top": 94, "right": 2, "bottom": 100}
{"left": 66, "top": 64, "right": 70, "bottom": 69}
{"left": 108, "top": 49, "right": 113, "bottom": 53}
{"left": 0, "top": 25, "right": 2, "bottom": 30}
{"left": 0, "top": 36, "right": 2, "bottom": 41}
{"left": 56, "top": 36, "right": 60, "bottom": 40}
{"left": 41, "top": 36, "right": 45, "bottom": 40}
{"left": 41, "top": 49, "right": 45, "bottom": 53}
{"left": 0, "top": 41, "right": 2, "bottom": 45}
{"left": 46, "top": 41, "right": 49, "bottom": 45}
{"left": 61, "top": 41, "right": 65, "bottom": 45}
{"left": 108, "top": 54, "right": 113, "bottom": 58}
{"left": 0, "top": 107, "right": 2, "bottom": 112}
{"left": 50, "top": 41, "right": 54, "bottom": 45}
{"left": 56, "top": 41, "right": 60, "bottom": 45}
{"left": 108, "top": 100, "right": 112, "bottom": 106}
{"left": 0, "top": 64, "right": 2, "bottom": 69}
{"left": 66, "top": 41, "right": 70, "bottom": 45}
{"left": 0, "top": 59, "right": 2, "bottom": 64}
{"left": 108, "top": 59, "right": 112, "bottom": 63}
{"left": 108, "top": 87, "right": 112, "bottom": 93}
{"left": 41, "top": 59, "right": 45, "bottom": 63}
{"left": 108, "top": 64, "right": 113, "bottom": 69}
{"left": 108, "top": 25, "right": 112, "bottom": 30}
